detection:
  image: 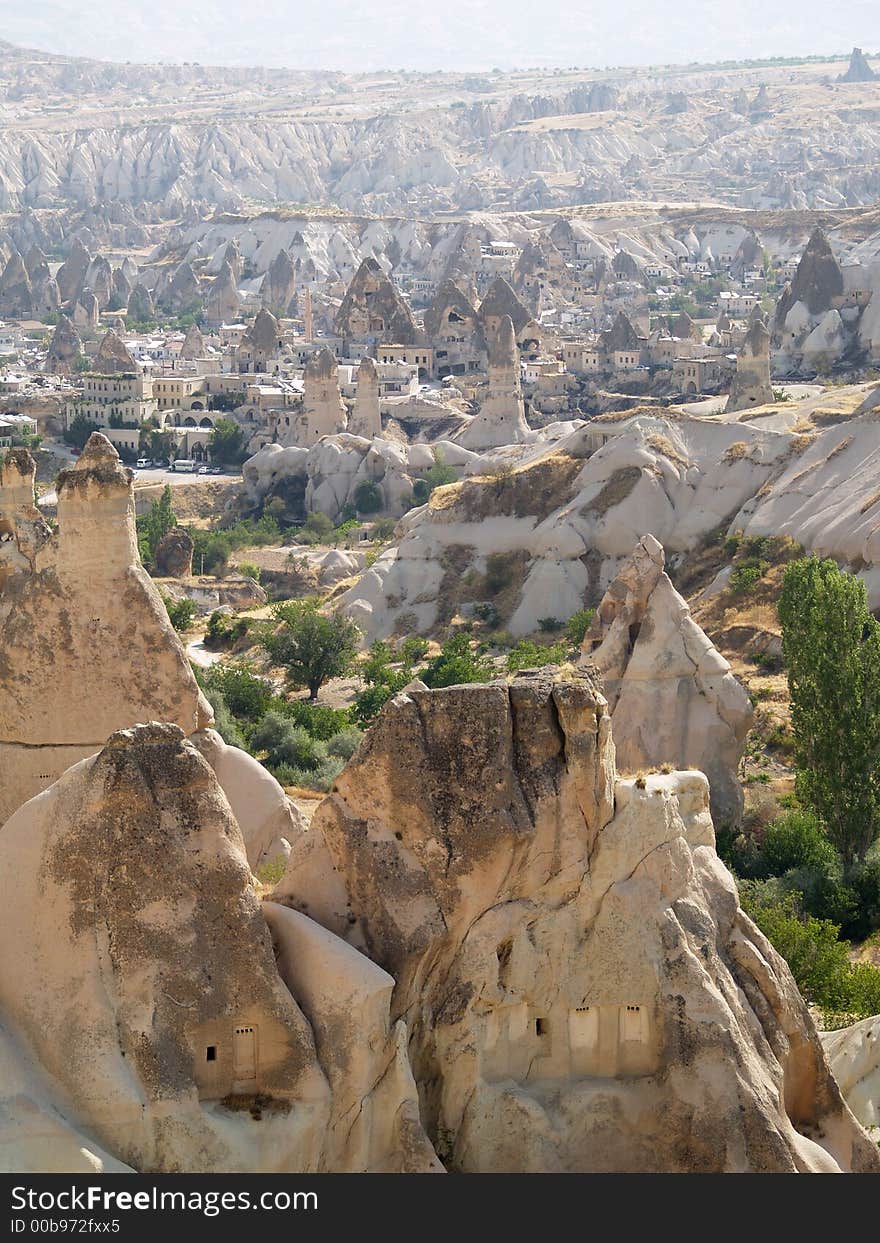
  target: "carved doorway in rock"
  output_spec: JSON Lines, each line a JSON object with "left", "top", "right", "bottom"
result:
{"left": 233, "top": 1025, "right": 257, "bottom": 1084}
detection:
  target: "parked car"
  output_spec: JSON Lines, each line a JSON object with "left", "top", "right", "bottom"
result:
{"left": 207, "top": 464, "right": 223, "bottom": 474}
{"left": 135, "top": 457, "right": 153, "bottom": 469}
{"left": 170, "top": 459, "right": 197, "bottom": 472}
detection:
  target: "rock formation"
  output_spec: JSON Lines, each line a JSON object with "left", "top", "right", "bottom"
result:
{"left": 841, "top": 47, "right": 877, "bottom": 82}
{"left": 72, "top": 292, "right": 99, "bottom": 330}
{"left": 109, "top": 266, "right": 131, "bottom": 311}
{"left": 43, "top": 314, "right": 82, "bottom": 375}
{"left": 205, "top": 258, "right": 240, "bottom": 323}
{"left": 296, "top": 349, "right": 347, "bottom": 446}
{"left": 262, "top": 247, "right": 297, "bottom": 314}
{"left": 273, "top": 670, "right": 878, "bottom": 1173}
{"left": 179, "top": 321, "right": 205, "bottom": 360}
{"left": 458, "top": 316, "right": 530, "bottom": 449}
{"left": 334, "top": 257, "right": 420, "bottom": 347}
{"left": 778, "top": 229, "right": 845, "bottom": 321}
{"left": 56, "top": 238, "right": 91, "bottom": 306}
{"left": 478, "top": 276, "right": 532, "bottom": 340}
{"left": 0, "top": 723, "right": 439, "bottom": 1173}
{"left": 162, "top": 261, "right": 201, "bottom": 315}
{"left": 581, "top": 535, "right": 753, "bottom": 825}
{"left": 154, "top": 527, "right": 194, "bottom": 577}
{"left": 0, "top": 435, "right": 301, "bottom": 866}
{"left": 237, "top": 308, "right": 279, "bottom": 373}
{"left": 424, "top": 280, "right": 487, "bottom": 373}
{"left": 94, "top": 328, "right": 140, "bottom": 374}
{"left": 349, "top": 356, "right": 382, "bottom": 439}
{"left": 127, "top": 283, "right": 155, "bottom": 322}
{"left": 821, "top": 1015, "right": 880, "bottom": 1133}
{"left": 726, "top": 317, "right": 773, "bottom": 412}
{"left": 0, "top": 250, "right": 32, "bottom": 317}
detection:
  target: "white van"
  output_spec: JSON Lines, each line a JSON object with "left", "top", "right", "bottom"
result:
{"left": 171, "top": 459, "right": 197, "bottom": 472}
{"left": 135, "top": 457, "right": 152, "bottom": 468}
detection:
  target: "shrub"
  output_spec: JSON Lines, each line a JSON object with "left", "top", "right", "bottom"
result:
{"left": 277, "top": 699, "right": 352, "bottom": 740}
{"left": 250, "top": 712, "right": 327, "bottom": 771}
{"left": 422, "top": 633, "right": 495, "bottom": 689}
{"left": 740, "top": 885, "right": 880, "bottom": 1024}
{"left": 354, "top": 480, "right": 383, "bottom": 514}
{"left": 473, "top": 601, "right": 500, "bottom": 626}
{"left": 237, "top": 562, "right": 262, "bottom": 582}
{"left": 398, "top": 636, "right": 429, "bottom": 664}
{"left": 205, "top": 665, "right": 275, "bottom": 721}
{"left": 484, "top": 552, "right": 515, "bottom": 595}
{"left": 506, "top": 640, "right": 568, "bottom": 672}
{"left": 538, "top": 617, "right": 562, "bottom": 632}
{"left": 761, "top": 811, "right": 836, "bottom": 876}
{"left": 729, "top": 559, "right": 769, "bottom": 594}
{"left": 203, "top": 688, "right": 247, "bottom": 750}
{"left": 327, "top": 727, "right": 363, "bottom": 761}
{"left": 162, "top": 594, "right": 196, "bottom": 632}
{"left": 565, "top": 608, "right": 596, "bottom": 647}
{"left": 371, "top": 516, "right": 397, "bottom": 542}
{"left": 294, "top": 511, "right": 334, "bottom": 546}
{"left": 204, "top": 610, "right": 249, "bottom": 650}
{"left": 267, "top": 756, "right": 345, "bottom": 792}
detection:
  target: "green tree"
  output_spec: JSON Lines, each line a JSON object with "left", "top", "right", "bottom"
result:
{"left": 162, "top": 594, "right": 196, "bottom": 632}
{"left": 354, "top": 479, "right": 383, "bottom": 514}
{"left": 262, "top": 599, "right": 360, "bottom": 700}
{"left": 136, "top": 485, "right": 177, "bottom": 566}
{"left": 64, "top": 412, "right": 101, "bottom": 449}
{"left": 779, "top": 557, "right": 880, "bottom": 868}
{"left": 208, "top": 418, "right": 247, "bottom": 465}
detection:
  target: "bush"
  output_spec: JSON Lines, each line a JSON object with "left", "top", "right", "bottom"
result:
{"left": 422, "top": 633, "right": 495, "bottom": 689}
{"left": 327, "top": 727, "right": 363, "bottom": 761}
{"left": 740, "top": 885, "right": 880, "bottom": 1024}
{"left": 353, "top": 683, "right": 395, "bottom": 724}
{"left": 203, "top": 688, "right": 247, "bottom": 750}
{"left": 162, "top": 594, "right": 196, "bottom": 632}
{"left": 205, "top": 665, "right": 275, "bottom": 721}
{"left": 484, "top": 552, "right": 517, "bottom": 595}
{"left": 250, "top": 712, "right": 327, "bottom": 771}
{"left": 277, "top": 699, "right": 352, "bottom": 740}
{"left": 538, "top": 617, "right": 562, "bottom": 632}
{"left": 204, "top": 610, "right": 249, "bottom": 650}
{"left": 761, "top": 811, "right": 836, "bottom": 876}
{"left": 371, "top": 516, "right": 397, "bottom": 542}
{"left": 237, "top": 562, "right": 261, "bottom": 582}
{"left": 398, "top": 636, "right": 429, "bottom": 664}
{"left": 267, "top": 756, "right": 345, "bottom": 792}
{"left": 565, "top": 608, "right": 596, "bottom": 647}
{"left": 294, "top": 512, "right": 334, "bottom": 545}
{"left": 506, "top": 640, "right": 568, "bottom": 672}
{"left": 354, "top": 480, "right": 383, "bottom": 514}
{"left": 473, "top": 601, "right": 500, "bottom": 626}
{"left": 729, "top": 559, "right": 769, "bottom": 594}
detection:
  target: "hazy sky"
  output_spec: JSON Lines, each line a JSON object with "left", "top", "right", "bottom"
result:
{"left": 3, "top": 0, "right": 880, "bottom": 72}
